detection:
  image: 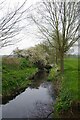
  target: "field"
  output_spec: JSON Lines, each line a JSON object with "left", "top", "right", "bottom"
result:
{"left": 48, "top": 56, "right": 79, "bottom": 115}
{"left": 54, "top": 57, "right": 80, "bottom": 115}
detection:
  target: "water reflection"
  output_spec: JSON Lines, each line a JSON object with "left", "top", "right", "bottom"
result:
{"left": 30, "top": 70, "right": 49, "bottom": 89}
{"left": 2, "top": 71, "right": 56, "bottom": 118}
{"left": 2, "top": 82, "right": 55, "bottom": 118}
{"left": 2, "top": 70, "right": 49, "bottom": 104}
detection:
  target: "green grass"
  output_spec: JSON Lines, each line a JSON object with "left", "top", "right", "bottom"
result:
{"left": 48, "top": 64, "right": 60, "bottom": 81}
{"left": 2, "top": 57, "right": 37, "bottom": 97}
{"left": 64, "top": 57, "right": 78, "bottom": 71}
{"left": 48, "top": 67, "right": 57, "bottom": 81}
{"left": 54, "top": 57, "right": 79, "bottom": 112}
{"left": 64, "top": 57, "right": 78, "bottom": 100}
{"left": 0, "top": 57, "right": 2, "bottom": 95}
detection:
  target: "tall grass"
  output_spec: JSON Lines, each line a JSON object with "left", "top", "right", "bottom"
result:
{"left": 2, "top": 57, "right": 37, "bottom": 97}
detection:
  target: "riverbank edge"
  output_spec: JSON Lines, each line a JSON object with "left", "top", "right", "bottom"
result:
{"left": 2, "top": 68, "right": 38, "bottom": 104}
{"left": 53, "top": 74, "right": 80, "bottom": 118}
{"left": 48, "top": 66, "right": 80, "bottom": 118}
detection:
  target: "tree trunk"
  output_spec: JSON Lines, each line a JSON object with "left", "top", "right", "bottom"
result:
{"left": 60, "top": 53, "right": 64, "bottom": 73}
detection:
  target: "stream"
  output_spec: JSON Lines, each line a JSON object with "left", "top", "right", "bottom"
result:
{"left": 2, "top": 70, "right": 56, "bottom": 118}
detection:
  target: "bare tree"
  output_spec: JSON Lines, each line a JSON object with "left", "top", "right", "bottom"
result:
{"left": 0, "top": 0, "right": 29, "bottom": 49}
{"left": 30, "top": 0, "right": 80, "bottom": 73}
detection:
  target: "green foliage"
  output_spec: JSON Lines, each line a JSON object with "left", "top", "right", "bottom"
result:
{"left": 26, "top": 45, "right": 48, "bottom": 65}
{"left": 55, "top": 89, "right": 72, "bottom": 112}
{"left": 54, "top": 57, "right": 79, "bottom": 113}
{"left": 48, "top": 68, "right": 56, "bottom": 81}
{"left": 48, "top": 65, "right": 60, "bottom": 81}
{"left": 19, "top": 58, "right": 32, "bottom": 69}
{"left": 2, "top": 57, "right": 37, "bottom": 97}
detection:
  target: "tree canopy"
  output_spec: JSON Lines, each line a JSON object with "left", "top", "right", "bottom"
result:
{"left": 30, "top": 0, "right": 80, "bottom": 72}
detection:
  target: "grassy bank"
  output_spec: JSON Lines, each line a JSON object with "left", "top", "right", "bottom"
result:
{"left": 2, "top": 57, "right": 37, "bottom": 98}
{"left": 0, "top": 57, "right": 2, "bottom": 95}
{"left": 48, "top": 57, "right": 79, "bottom": 117}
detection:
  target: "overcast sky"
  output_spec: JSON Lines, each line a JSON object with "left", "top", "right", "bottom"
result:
{"left": 0, "top": 0, "right": 79, "bottom": 55}
{"left": 0, "top": 0, "right": 41, "bottom": 55}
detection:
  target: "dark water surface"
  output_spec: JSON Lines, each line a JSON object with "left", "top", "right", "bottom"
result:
{"left": 2, "top": 71, "right": 56, "bottom": 118}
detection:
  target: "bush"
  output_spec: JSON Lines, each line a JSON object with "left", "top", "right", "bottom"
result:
{"left": 20, "top": 58, "right": 32, "bottom": 69}
{"left": 48, "top": 68, "right": 56, "bottom": 81}
{"left": 2, "top": 57, "right": 37, "bottom": 97}
{"left": 54, "top": 89, "right": 73, "bottom": 112}
{"left": 48, "top": 65, "right": 60, "bottom": 81}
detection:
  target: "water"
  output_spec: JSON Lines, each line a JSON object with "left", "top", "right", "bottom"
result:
{"left": 2, "top": 71, "right": 56, "bottom": 118}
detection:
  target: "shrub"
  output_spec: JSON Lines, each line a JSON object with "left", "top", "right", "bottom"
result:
{"left": 48, "top": 68, "right": 56, "bottom": 81}
{"left": 20, "top": 58, "right": 32, "bottom": 69}
{"left": 54, "top": 89, "right": 73, "bottom": 112}
{"left": 48, "top": 65, "right": 60, "bottom": 81}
